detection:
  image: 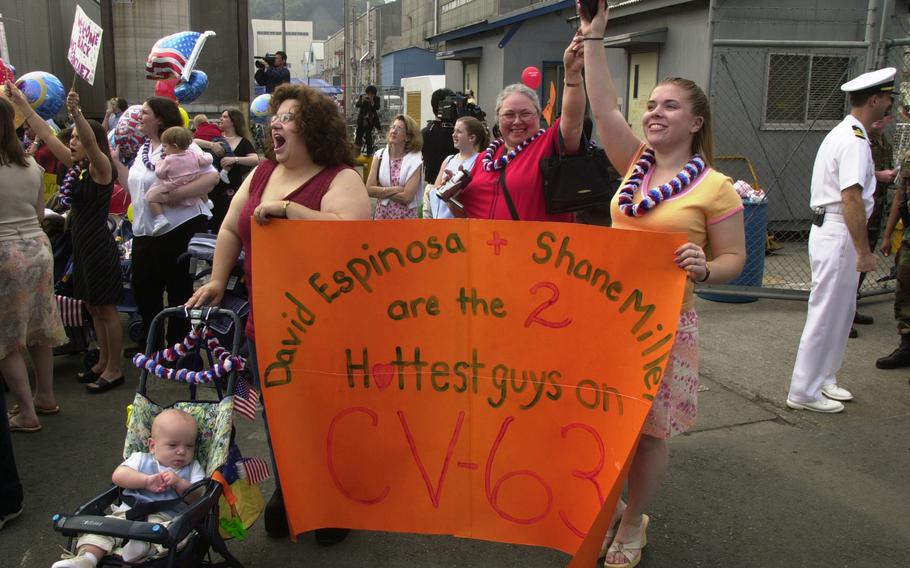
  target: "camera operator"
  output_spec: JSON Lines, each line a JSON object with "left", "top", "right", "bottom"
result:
{"left": 354, "top": 85, "right": 381, "bottom": 156}
{"left": 254, "top": 51, "right": 290, "bottom": 94}
{"left": 421, "top": 88, "right": 457, "bottom": 184}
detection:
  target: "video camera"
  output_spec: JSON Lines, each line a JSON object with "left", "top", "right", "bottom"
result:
{"left": 439, "top": 92, "right": 486, "bottom": 126}
{"left": 254, "top": 54, "right": 278, "bottom": 69}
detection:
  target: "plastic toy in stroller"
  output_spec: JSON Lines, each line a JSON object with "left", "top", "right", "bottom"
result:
{"left": 51, "top": 307, "right": 262, "bottom": 568}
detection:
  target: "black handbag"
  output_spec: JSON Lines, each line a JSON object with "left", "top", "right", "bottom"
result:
{"left": 540, "top": 130, "right": 621, "bottom": 216}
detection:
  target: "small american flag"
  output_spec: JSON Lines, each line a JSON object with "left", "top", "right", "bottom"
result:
{"left": 55, "top": 295, "right": 85, "bottom": 328}
{"left": 237, "top": 457, "right": 271, "bottom": 485}
{"left": 233, "top": 376, "right": 259, "bottom": 421}
{"left": 145, "top": 31, "right": 212, "bottom": 80}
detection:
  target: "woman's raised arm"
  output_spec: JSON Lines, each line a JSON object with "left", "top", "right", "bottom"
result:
{"left": 580, "top": 0, "right": 642, "bottom": 172}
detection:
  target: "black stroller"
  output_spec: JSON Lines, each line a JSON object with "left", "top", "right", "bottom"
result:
{"left": 52, "top": 307, "right": 253, "bottom": 567}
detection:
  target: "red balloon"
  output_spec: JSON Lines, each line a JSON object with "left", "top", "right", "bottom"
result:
{"left": 154, "top": 77, "right": 178, "bottom": 101}
{"left": 521, "top": 66, "right": 542, "bottom": 90}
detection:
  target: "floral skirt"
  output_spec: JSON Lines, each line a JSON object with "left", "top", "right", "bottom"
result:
{"left": 642, "top": 308, "right": 699, "bottom": 439}
{"left": 374, "top": 200, "right": 418, "bottom": 220}
{"left": 0, "top": 235, "right": 66, "bottom": 359}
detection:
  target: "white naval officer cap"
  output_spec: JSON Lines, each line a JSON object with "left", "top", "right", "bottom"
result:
{"left": 840, "top": 67, "right": 900, "bottom": 95}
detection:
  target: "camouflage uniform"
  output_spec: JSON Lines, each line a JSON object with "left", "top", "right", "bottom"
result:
{"left": 868, "top": 134, "right": 893, "bottom": 247}
{"left": 896, "top": 150, "right": 910, "bottom": 334}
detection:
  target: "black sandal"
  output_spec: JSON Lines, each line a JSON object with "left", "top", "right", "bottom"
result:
{"left": 76, "top": 368, "right": 101, "bottom": 384}
{"left": 86, "top": 376, "right": 124, "bottom": 394}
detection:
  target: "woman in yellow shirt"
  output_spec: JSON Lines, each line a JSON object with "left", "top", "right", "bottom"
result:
{"left": 579, "top": 2, "right": 746, "bottom": 566}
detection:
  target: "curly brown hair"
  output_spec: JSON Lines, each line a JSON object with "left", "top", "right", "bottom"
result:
{"left": 268, "top": 84, "right": 354, "bottom": 167}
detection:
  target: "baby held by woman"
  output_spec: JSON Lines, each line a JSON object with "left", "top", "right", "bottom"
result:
{"left": 146, "top": 126, "right": 213, "bottom": 235}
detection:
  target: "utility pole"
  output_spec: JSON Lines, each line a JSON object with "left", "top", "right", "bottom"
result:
{"left": 344, "top": 0, "right": 351, "bottom": 112}
{"left": 281, "top": 0, "right": 287, "bottom": 54}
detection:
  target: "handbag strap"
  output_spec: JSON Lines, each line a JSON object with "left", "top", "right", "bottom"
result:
{"left": 499, "top": 167, "right": 520, "bottom": 221}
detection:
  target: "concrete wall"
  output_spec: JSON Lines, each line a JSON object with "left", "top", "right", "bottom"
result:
{"left": 111, "top": 0, "right": 189, "bottom": 110}
{"left": 0, "top": 0, "right": 107, "bottom": 119}
{"left": 712, "top": 0, "right": 870, "bottom": 43}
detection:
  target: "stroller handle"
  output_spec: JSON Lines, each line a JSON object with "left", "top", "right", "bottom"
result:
{"left": 139, "top": 306, "right": 246, "bottom": 396}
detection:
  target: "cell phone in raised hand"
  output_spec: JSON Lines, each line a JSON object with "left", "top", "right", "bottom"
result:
{"left": 579, "top": 0, "right": 600, "bottom": 20}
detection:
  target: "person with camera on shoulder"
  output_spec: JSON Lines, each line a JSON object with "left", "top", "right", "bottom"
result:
{"left": 254, "top": 51, "right": 290, "bottom": 94}
{"left": 421, "top": 89, "right": 457, "bottom": 184}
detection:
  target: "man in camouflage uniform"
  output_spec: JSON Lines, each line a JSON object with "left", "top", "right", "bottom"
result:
{"left": 854, "top": 114, "right": 896, "bottom": 336}
{"left": 877, "top": 145, "right": 910, "bottom": 369}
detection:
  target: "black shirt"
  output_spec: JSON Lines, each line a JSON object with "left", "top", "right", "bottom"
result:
{"left": 421, "top": 120, "right": 456, "bottom": 183}
{"left": 254, "top": 66, "right": 291, "bottom": 94}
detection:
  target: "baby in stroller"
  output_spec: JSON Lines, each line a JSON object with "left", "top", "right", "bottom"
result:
{"left": 53, "top": 409, "right": 204, "bottom": 568}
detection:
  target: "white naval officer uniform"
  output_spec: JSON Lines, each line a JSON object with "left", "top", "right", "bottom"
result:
{"left": 788, "top": 115, "right": 876, "bottom": 404}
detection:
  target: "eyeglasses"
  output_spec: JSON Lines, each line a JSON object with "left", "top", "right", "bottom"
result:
{"left": 499, "top": 110, "right": 538, "bottom": 122}
{"left": 271, "top": 112, "right": 295, "bottom": 124}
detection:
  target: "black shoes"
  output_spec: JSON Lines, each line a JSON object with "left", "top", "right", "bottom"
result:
{"left": 264, "top": 488, "right": 289, "bottom": 538}
{"left": 876, "top": 335, "right": 910, "bottom": 369}
{"left": 849, "top": 327, "right": 858, "bottom": 338}
{"left": 854, "top": 312, "right": 874, "bottom": 325}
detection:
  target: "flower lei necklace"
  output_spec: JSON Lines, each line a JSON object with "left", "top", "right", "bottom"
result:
{"left": 58, "top": 161, "right": 87, "bottom": 209}
{"left": 617, "top": 149, "right": 706, "bottom": 217}
{"left": 481, "top": 129, "right": 546, "bottom": 172}
{"left": 140, "top": 140, "right": 156, "bottom": 172}
{"left": 132, "top": 327, "right": 246, "bottom": 384}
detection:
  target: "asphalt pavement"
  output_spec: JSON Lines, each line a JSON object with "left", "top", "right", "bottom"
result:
{"left": 3, "top": 293, "right": 909, "bottom": 567}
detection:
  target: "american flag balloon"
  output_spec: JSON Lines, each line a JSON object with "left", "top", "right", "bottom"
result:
{"left": 145, "top": 30, "right": 215, "bottom": 81}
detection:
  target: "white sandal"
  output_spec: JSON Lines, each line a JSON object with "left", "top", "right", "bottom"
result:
{"left": 598, "top": 502, "right": 628, "bottom": 557}
{"left": 603, "top": 514, "right": 649, "bottom": 568}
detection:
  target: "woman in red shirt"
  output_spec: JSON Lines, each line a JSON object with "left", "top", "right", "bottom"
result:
{"left": 460, "top": 34, "right": 587, "bottom": 221}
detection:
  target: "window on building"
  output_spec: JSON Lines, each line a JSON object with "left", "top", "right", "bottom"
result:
{"left": 764, "top": 53, "right": 850, "bottom": 128}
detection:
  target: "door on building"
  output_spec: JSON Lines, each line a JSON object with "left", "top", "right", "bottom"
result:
{"left": 406, "top": 91, "right": 422, "bottom": 124}
{"left": 626, "top": 51, "right": 658, "bottom": 140}
{"left": 464, "top": 61, "right": 479, "bottom": 99}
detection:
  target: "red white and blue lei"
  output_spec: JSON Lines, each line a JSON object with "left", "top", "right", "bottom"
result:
{"left": 481, "top": 128, "right": 547, "bottom": 172}
{"left": 140, "top": 140, "right": 156, "bottom": 172}
{"left": 132, "top": 327, "right": 246, "bottom": 384}
{"left": 617, "top": 149, "right": 706, "bottom": 217}
{"left": 57, "top": 161, "right": 87, "bottom": 210}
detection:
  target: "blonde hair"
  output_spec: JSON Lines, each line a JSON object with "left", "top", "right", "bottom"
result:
{"left": 655, "top": 77, "right": 715, "bottom": 165}
{"left": 390, "top": 114, "right": 423, "bottom": 153}
{"left": 192, "top": 114, "right": 209, "bottom": 128}
{"left": 161, "top": 126, "right": 194, "bottom": 151}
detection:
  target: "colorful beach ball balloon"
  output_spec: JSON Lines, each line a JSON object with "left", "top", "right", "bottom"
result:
{"left": 113, "top": 105, "right": 144, "bottom": 165}
{"left": 175, "top": 70, "right": 208, "bottom": 104}
{"left": 16, "top": 71, "right": 65, "bottom": 120}
{"left": 250, "top": 93, "right": 271, "bottom": 123}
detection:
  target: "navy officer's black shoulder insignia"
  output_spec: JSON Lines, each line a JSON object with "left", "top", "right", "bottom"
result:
{"left": 852, "top": 125, "right": 866, "bottom": 140}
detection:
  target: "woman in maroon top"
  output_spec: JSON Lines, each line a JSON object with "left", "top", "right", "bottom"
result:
{"left": 185, "top": 84, "right": 369, "bottom": 541}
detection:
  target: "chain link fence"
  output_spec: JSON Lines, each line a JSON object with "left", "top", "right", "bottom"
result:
{"left": 703, "top": 45, "right": 899, "bottom": 299}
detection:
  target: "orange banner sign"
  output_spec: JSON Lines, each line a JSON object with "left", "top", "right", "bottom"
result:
{"left": 251, "top": 220, "right": 686, "bottom": 563}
